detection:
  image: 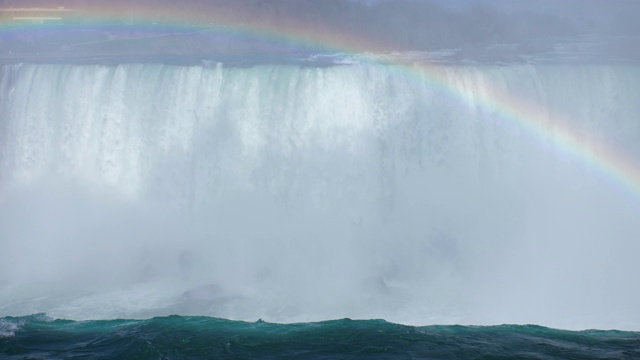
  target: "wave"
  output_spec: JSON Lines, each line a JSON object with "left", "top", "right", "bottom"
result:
{"left": 2, "top": 314, "right": 639, "bottom": 359}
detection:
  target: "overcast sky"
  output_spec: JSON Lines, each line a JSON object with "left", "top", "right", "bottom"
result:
{"left": 3, "top": 0, "right": 639, "bottom": 60}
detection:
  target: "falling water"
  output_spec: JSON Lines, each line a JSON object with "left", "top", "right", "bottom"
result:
{"left": 1, "top": 62, "right": 639, "bottom": 330}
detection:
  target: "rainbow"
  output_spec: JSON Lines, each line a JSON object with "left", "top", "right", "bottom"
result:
{"left": 2, "top": 4, "right": 640, "bottom": 199}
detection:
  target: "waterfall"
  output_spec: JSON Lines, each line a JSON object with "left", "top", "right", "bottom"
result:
{"left": 1, "top": 62, "right": 639, "bottom": 329}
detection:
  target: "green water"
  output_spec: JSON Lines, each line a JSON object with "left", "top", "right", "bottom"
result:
{"left": 2, "top": 314, "right": 639, "bottom": 359}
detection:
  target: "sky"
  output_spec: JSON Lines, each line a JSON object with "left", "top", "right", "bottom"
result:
{"left": 1, "top": 0, "right": 639, "bottom": 61}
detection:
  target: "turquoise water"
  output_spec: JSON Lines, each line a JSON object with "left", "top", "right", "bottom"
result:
{"left": 2, "top": 314, "right": 639, "bottom": 359}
